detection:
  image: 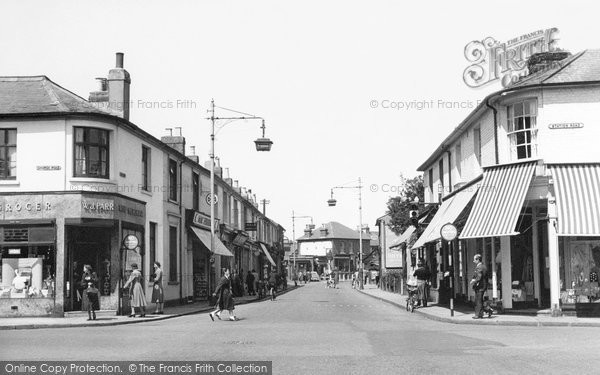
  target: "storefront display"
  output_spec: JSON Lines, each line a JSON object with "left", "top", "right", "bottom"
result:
{"left": 560, "top": 237, "right": 600, "bottom": 304}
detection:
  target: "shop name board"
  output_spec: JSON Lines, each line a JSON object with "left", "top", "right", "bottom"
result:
{"left": 245, "top": 222, "right": 257, "bottom": 231}
{"left": 0, "top": 202, "right": 52, "bottom": 212}
{"left": 190, "top": 211, "right": 215, "bottom": 230}
{"left": 548, "top": 122, "right": 584, "bottom": 129}
{"left": 463, "top": 27, "right": 559, "bottom": 88}
{"left": 82, "top": 201, "right": 144, "bottom": 218}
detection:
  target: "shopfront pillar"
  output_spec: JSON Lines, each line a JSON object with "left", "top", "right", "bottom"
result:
{"left": 54, "top": 217, "right": 65, "bottom": 317}
{"left": 491, "top": 237, "right": 498, "bottom": 300}
{"left": 532, "top": 207, "right": 542, "bottom": 307}
{"left": 500, "top": 236, "right": 512, "bottom": 309}
{"left": 547, "top": 193, "right": 561, "bottom": 317}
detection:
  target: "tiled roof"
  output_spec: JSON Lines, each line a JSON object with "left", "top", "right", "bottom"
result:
{"left": 0, "top": 76, "right": 115, "bottom": 115}
{"left": 296, "top": 221, "right": 371, "bottom": 241}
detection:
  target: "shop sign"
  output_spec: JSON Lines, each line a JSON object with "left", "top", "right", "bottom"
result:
{"left": 81, "top": 200, "right": 144, "bottom": 219}
{"left": 189, "top": 210, "right": 216, "bottom": 230}
{"left": 0, "top": 201, "right": 51, "bottom": 213}
{"left": 463, "top": 27, "right": 559, "bottom": 88}
{"left": 440, "top": 223, "right": 458, "bottom": 242}
{"left": 36, "top": 165, "right": 61, "bottom": 171}
{"left": 244, "top": 222, "right": 257, "bottom": 231}
{"left": 123, "top": 234, "right": 139, "bottom": 250}
{"left": 548, "top": 122, "right": 584, "bottom": 129}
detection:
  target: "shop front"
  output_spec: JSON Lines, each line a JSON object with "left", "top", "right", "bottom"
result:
{"left": 0, "top": 192, "right": 146, "bottom": 317}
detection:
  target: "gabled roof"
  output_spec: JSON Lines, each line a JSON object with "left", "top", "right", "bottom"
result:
{"left": 296, "top": 221, "right": 371, "bottom": 241}
{"left": 0, "top": 76, "right": 116, "bottom": 115}
{"left": 417, "top": 49, "right": 600, "bottom": 172}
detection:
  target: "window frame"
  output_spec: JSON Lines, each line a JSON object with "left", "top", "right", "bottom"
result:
{"left": 0, "top": 128, "right": 17, "bottom": 180}
{"left": 192, "top": 171, "right": 200, "bottom": 211}
{"left": 168, "top": 159, "right": 178, "bottom": 202}
{"left": 507, "top": 99, "right": 538, "bottom": 160}
{"left": 73, "top": 127, "right": 110, "bottom": 179}
{"left": 141, "top": 145, "right": 151, "bottom": 191}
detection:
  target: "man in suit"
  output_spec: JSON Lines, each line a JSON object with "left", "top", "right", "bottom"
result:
{"left": 470, "top": 254, "right": 494, "bottom": 319}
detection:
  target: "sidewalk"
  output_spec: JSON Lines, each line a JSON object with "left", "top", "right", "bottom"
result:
{"left": 0, "top": 285, "right": 301, "bottom": 330}
{"left": 358, "top": 284, "right": 600, "bottom": 327}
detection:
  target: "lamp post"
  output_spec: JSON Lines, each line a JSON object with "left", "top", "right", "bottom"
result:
{"left": 327, "top": 177, "right": 364, "bottom": 290}
{"left": 207, "top": 100, "right": 273, "bottom": 270}
{"left": 291, "top": 211, "right": 314, "bottom": 275}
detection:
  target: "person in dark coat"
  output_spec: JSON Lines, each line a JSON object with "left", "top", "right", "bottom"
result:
{"left": 209, "top": 269, "right": 237, "bottom": 321}
{"left": 470, "top": 254, "right": 494, "bottom": 319}
{"left": 246, "top": 271, "right": 255, "bottom": 296}
{"left": 413, "top": 260, "right": 431, "bottom": 307}
{"left": 80, "top": 264, "right": 99, "bottom": 319}
{"left": 268, "top": 272, "right": 278, "bottom": 301}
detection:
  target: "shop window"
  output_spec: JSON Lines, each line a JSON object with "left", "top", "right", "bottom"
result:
{"left": 0, "top": 128, "right": 17, "bottom": 179}
{"left": 507, "top": 100, "right": 537, "bottom": 160}
{"left": 74, "top": 127, "right": 109, "bottom": 178}
{"left": 0, "top": 244, "right": 56, "bottom": 299}
{"left": 560, "top": 237, "right": 600, "bottom": 305}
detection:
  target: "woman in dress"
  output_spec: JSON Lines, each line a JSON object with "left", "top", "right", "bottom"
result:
{"left": 123, "top": 263, "right": 146, "bottom": 317}
{"left": 151, "top": 262, "right": 164, "bottom": 314}
{"left": 81, "top": 264, "right": 99, "bottom": 319}
{"left": 209, "top": 268, "right": 237, "bottom": 321}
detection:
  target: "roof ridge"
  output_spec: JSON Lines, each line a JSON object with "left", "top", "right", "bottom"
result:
{"left": 541, "top": 49, "right": 587, "bottom": 84}
{"left": 0, "top": 76, "right": 48, "bottom": 81}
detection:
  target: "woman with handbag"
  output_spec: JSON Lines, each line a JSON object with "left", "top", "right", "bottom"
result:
{"left": 209, "top": 268, "right": 237, "bottom": 321}
{"left": 151, "top": 262, "right": 164, "bottom": 314}
{"left": 123, "top": 263, "right": 146, "bottom": 318}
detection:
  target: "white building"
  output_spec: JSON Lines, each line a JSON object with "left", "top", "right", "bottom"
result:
{"left": 412, "top": 49, "right": 600, "bottom": 316}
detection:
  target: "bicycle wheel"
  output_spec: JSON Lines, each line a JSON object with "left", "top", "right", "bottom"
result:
{"left": 406, "top": 298, "right": 410, "bottom": 311}
{"left": 409, "top": 298, "right": 415, "bottom": 313}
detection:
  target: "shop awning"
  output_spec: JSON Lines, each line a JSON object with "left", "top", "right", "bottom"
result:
{"left": 259, "top": 242, "right": 277, "bottom": 266}
{"left": 190, "top": 227, "right": 234, "bottom": 257}
{"left": 389, "top": 225, "right": 416, "bottom": 249}
{"left": 548, "top": 164, "right": 600, "bottom": 236}
{"left": 412, "top": 184, "right": 478, "bottom": 247}
{"left": 460, "top": 161, "right": 536, "bottom": 239}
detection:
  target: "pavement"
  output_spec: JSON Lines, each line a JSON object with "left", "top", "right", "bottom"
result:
{"left": 357, "top": 283, "right": 600, "bottom": 327}
{"left": 0, "top": 284, "right": 301, "bottom": 330}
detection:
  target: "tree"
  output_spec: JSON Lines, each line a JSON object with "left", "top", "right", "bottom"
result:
{"left": 386, "top": 175, "right": 424, "bottom": 235}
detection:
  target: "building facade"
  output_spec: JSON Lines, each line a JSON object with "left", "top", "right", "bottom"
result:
{"left": 0, "top": 53, "right": 284, "bottom": 317}
{"left": 411, "top": 50, "right": 600, "bottom": 316}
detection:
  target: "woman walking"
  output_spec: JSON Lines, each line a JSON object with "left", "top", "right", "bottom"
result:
{"left": 123, "top": 263, "right": 146, "bottom": 317}
{"left": 209, "top": 268, "right": 237, "bottom": 321}
{"left": 81, "top": 264, "right": 99, "bottom": 320}
{"left": 151, "top": 262, "right": 164, "bottom": 314}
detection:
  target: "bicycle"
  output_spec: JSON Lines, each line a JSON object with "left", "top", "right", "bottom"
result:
{"left": 406, "top": 284, "right": 418, "bottom": 313}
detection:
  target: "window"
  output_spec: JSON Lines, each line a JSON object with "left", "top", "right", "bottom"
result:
{"left": 455, "top": 143, "right": 462, "bottom": 178}
{"left": 233, "top": 199, "right": 240, "bottom": 228}
{"left": 0, "top": 129, "right": 16, "bottom": 179}
{"left": 223, "top": 192, "right": 230, "bottom": 224}
{"left": 428, "top": 168, "right": 433, "bottom": 201}
{"left": 508, "top": 100, "right": 537, "bottom": 160}
{"left": 169, "top": 159, "right": 178, "bottom": 201}
{"left": 192, "top": 172, "right": 200, "bottom": 210}
{"left": 141, "top": 146, "right": 150, "bottom": 191}
{"left": 473, "top": 127, "right": 481, "bottom": 165}
{"left": 169, "top": 226, "right": 178, "bottom": 282}
{"left": 149, "top": 222, "right": 157, "bottom": 269}
{"left": 74, "top": 127, "right": 109, "bottom": 178}
{"left": 438, "top": 159, "right": 444, "bottom": 196}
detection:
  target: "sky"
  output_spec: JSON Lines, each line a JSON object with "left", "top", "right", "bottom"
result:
{"left": 1, "top": 0, "right": 598, "bottom": 239}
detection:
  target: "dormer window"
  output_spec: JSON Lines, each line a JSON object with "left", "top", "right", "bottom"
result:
{"left": 74, "top": 127, "right": 109, "bottom": 178}
{"left": 507, "top": 100, "right": 537, "bottom": 160}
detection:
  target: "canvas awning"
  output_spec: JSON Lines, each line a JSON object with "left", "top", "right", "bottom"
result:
{"left": 460, "top": 161, "right": 536, "bottom": 239}
{"left": 548, "top": 164, "right": 600, "bottom": 236}
{"left": 190, "top": 227, "right": 234, "bottom": 257}
{"left": 389, "top": 225, "right": 416, "bottom": 249}
{"left": 412, "top": 184, "right": 478, "bottom": 247}
{"left": 259, "top": 242, "right": 277, "bottom": 266}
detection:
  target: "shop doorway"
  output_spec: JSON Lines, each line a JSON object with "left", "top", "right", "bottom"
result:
{"left": 65, "top": 226, "right": 111, "bottom": 312}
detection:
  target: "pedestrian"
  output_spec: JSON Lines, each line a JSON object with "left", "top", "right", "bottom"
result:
{"left": 470, "top": 254, "right": 494, "bottom": 319}
{"left": 333, "top": 269, "right": 339, "bottom": 289}
{"left": 151, "top": 261, "right": 164, "bottom": 314}
{"left": 292, "top": 272, "right": 298, "bottom": 287}
{"left": 413, "top": 260, "right": 431, "bottom": 307}
{"left": 246, "top": 270, "right": 255, "bottom": 296}
{"left": 269, "top": 272, "right": 278, "bottom": 300}
{"left": 252, "top": 269, "right": 259, "bottom": 295}
{"left": 80, "top": 264, "right": 99, "bottom": 319}
{"left": 209, "top": 268, "right": 237, "bottom": 321}
{"left": 123, "top": 263, "right": 146, "bottom": 318}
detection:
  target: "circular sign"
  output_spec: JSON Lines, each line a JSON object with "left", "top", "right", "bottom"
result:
{"left": 123, "top": 234, "right": 139, "bottom": 250}
{"left": 440, "top": 223, "right": 458, "bottom": 242}
{"left": 209, "top": 256, "right": 215, "bottom": 264}
{"left": 206, "top": 193, "right": 219, "bottom": 205}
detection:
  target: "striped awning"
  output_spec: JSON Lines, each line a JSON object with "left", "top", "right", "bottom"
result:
{"left": 460, "top": 161, "right": 536, "bottom": 239}
{"left": 389, "top": 225, "right": 416, "bottom": 249}
{"left": 412, "top": 184, "right": 478, "bottom": 248}
{"left": 548, "top": 164, "right": 600, "bottom": 236}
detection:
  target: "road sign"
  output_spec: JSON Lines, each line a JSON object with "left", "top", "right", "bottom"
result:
{"left": 440, "top": 223, "right": 458, "bottom": 242}
{"left": 205, "top": 193, "right": 218, "bottom": 205}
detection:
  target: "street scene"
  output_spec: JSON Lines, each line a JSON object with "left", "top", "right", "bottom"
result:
{"left": 1, "top": 1, "right": 600, "bottom": 374}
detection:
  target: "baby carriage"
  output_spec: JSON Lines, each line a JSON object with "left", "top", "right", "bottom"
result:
{"left": 406, "top": 280, "right": 418, "bottom": 313}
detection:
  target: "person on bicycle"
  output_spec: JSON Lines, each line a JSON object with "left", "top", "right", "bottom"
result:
{"left": 413, "top": 260, "right": 431, "bottom": 307}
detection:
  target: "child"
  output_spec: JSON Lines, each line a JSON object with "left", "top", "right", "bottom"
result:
{"left": 85, "top": 282, "right": 100, "bottom": 321}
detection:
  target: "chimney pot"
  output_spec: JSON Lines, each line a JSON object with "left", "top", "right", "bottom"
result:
{"left": 116, "top": 52, "right": 124, "bottom": 68}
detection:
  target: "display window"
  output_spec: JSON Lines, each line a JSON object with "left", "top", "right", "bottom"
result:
{"left": 0, "top": 245, "right": 56, "bottom": 299}
{"left": 559, "top": 237, "right": 600, "bottom": 304}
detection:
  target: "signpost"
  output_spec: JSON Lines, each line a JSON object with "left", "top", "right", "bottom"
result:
{"left": 440, "top": 223, "right": 457, "bottom": 317}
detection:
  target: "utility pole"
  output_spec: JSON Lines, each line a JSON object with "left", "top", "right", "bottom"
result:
{"left": 260, "top": 199, "right": 270, "bottom": 215}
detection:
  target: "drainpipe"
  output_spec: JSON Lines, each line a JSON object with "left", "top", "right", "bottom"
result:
{"left": 486, "top": 98, "right": 500, "bottom": 165}
{"left": 179, "top": 159, "right": 184, "bottom": 304}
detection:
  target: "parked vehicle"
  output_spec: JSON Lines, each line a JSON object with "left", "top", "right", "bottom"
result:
{"left": 310, "top": 271, "right": 320, "bottom": 281}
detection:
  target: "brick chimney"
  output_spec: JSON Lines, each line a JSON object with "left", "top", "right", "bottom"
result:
{"left": 107, "top": 52, "right": 131, "bottom": 120}
{"left": 161, "top": 128, "right": 186, "bottom": 155}
{"left": 187, "top": 145, "right": 199, "bottom": 163}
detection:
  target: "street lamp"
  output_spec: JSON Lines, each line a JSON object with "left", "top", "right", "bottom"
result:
{"left": 291, "top": 211, "right": 314, "bottom": 275}
{"left": 326, "top": 177, "right": 364, "bottom": 289}
{"left": 207, "top": 100, "right": 273, "bottom": 269}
